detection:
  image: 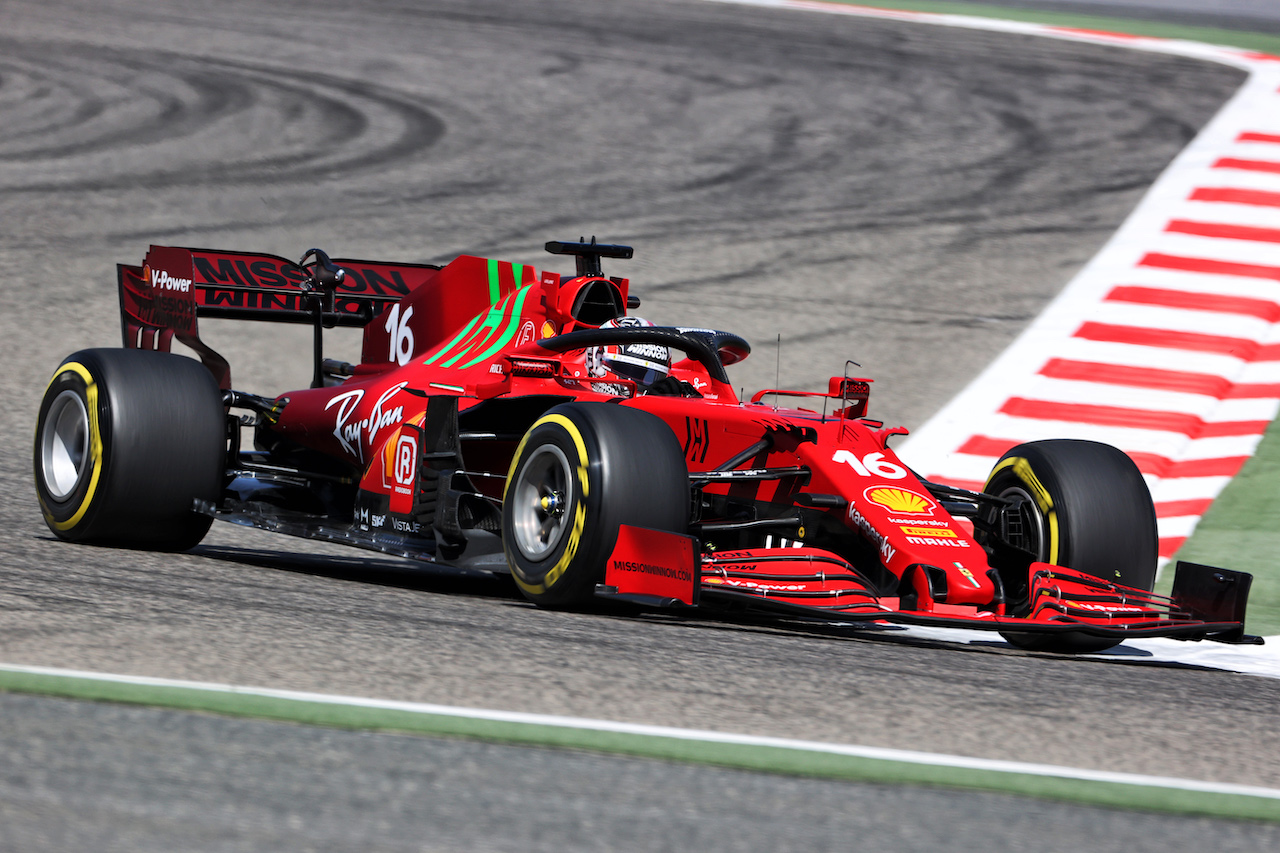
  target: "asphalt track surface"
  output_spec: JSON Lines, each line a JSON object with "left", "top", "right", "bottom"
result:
{"left": 2, "top": 0, "right": 1277, "bottom": 847}
{"left": 6, "top": 692, "right": 1280, "bottom": 853}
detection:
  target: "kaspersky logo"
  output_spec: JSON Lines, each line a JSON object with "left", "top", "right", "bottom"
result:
{"left": 143, "top": 263, "right": 192, "bottom": 293}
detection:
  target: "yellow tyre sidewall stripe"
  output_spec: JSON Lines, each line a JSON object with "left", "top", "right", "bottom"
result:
{"left": 985, "top": 456, "right": 1060, "bottom": 566}
{"left": 506, "top": 413, "right": 591, "bottom": 596}
{"left": 37, "top": 362, "right": 105, "bottom": 532}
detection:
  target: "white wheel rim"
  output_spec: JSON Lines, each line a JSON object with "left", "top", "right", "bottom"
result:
{"left": 510, "top": 444, "right": 574, "bottom": 561}
{"left": 41, "top": 389, "right": 90, "bottom": 501}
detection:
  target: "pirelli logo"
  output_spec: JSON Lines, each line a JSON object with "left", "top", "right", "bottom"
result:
{"left": 900, "top": 526, "right": 957, "bottom": 537}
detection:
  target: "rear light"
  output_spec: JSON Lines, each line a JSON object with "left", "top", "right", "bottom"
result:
{"left": 829, "top": 376, "right": 871, "bottom": 418}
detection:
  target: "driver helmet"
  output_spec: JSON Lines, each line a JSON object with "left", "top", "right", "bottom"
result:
{"left": 586, "top": 317, "right": 671, "bottom": 395}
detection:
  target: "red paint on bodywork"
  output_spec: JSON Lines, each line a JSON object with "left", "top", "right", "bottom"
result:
{"left": 605, "top": 526, "right": 699, "bottom": 605}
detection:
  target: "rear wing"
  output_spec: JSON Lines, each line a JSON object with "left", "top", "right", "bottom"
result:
{"left": 119, "top": 245, "right": 440, "bottom": 387}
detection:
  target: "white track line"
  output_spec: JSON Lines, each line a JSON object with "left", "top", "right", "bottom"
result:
{"left": 4, "top": 662, "right": 1279, "bottom": 801}
{"left": 714, "top": 0, "right": 1280, "bottom": 565}
{"left": 705, "top": 1, "right": 1280, "bottom": 667}
{"left": 897, "top": 625, "right": 1280, "bottom": 679}
{"left": 886, "top": 24, "right": 1280, "bottom": 563}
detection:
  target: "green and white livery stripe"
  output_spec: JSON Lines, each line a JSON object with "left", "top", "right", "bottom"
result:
{"left": 487, "top": 258, "right": 524, "bottom": 305}
{"left": 422, "top": 314, "right": 482, "bottom": 366}
{"left": 459, "top": 285, "right": 532, "bottom": 368}
{"left": 421, "top": 284, "right": 533, "bottom": 370}
{"left": 422, "top": 260, "right": 529, "bottom": 367}
{"left": 440, "top": 300, "right": 509, "bottom": 368}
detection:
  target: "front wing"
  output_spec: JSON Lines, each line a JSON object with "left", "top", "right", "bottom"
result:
{"left": 598, "top": 528, "right": 1260, "bottom": 645}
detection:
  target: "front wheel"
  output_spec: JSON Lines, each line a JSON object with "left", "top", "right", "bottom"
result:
{"left": 983, "top": 439, "right": 1158, "bottom": 654}
{"left": 34, "top": 348, "right": 226, "bottom": 551}
{"left": 502, "top": 402, "right": 689, "bottom": 608}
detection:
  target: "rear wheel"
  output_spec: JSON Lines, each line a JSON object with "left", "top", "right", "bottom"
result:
{"left": 983, "top": 439, "right": 1157, "bottom": 654}
{"left": 502, "top": 402, "right": 688, "bottom": 608}
{"left": 34, "top": 349, "right": 226, "bottom": 551}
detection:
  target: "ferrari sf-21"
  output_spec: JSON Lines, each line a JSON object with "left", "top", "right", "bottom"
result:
{"left": 34, "top": 239, "right": 1258, "bottom": 653}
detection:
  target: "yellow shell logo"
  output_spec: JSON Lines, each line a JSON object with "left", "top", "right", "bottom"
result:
{"left": 864, "top": 487, "right": 935, "bottom": 515}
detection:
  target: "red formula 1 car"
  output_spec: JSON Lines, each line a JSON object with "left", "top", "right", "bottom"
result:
{"left": 34, "top": 239, "right": 1259, "bottom": 653}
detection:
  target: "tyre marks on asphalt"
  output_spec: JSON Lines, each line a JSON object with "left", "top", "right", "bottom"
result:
{"left": 773, "top": 7, "right": 1280, "bottom": 565}
{"left": 8, "top": 691, "right": 1279, "bottom": 853}
{"left": 907, "top": 82, "right": 1280, "bottom": 560}
{"left": 2, "top": 0, "right": 1244, "bottom": 422}
{"left": 0, "top": 42, "right": 445, "bottom": 193}
{"left": 4, "top": 0, "right": 1272, "bottom": 789}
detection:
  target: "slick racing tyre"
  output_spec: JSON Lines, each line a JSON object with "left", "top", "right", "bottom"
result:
{"left": 503, "top": 402, "right": 688, "bottom": 608}
{"left": 983, "top": 439, "right": 1158, "bottom": 654}
{"left": 34, "top": 348, "right": 226, "bottom": 551}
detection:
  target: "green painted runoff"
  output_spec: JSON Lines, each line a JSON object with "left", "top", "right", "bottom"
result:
{"left": 825, "top": 1, "right": 1280, "bottom": 55}
{"left": 1, "top": 667, "right": 1276, "bottom": 822}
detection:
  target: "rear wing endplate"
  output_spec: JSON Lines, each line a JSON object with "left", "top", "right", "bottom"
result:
{"left": 118, "top": 245, "right": 439, "bottom": 387}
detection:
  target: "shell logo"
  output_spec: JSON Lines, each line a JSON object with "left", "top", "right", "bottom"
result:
{"left": 142, "top": 264, "right": 151, "bottom": 285}
{"left": 863, "top": 486, "right": 935, "bottom": 515}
